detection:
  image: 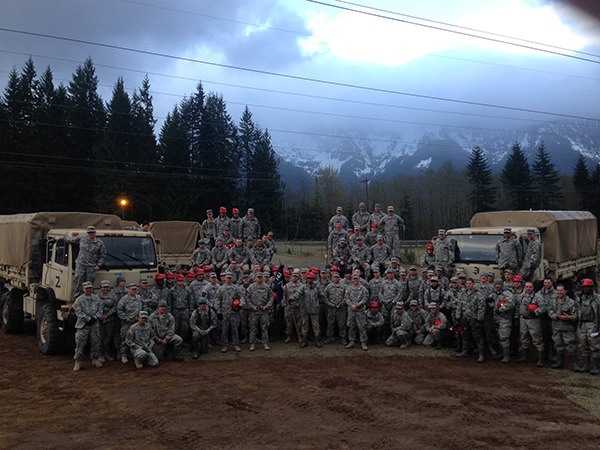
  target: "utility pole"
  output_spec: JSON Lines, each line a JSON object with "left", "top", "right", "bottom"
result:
{"left": 359, "top": 178, "right": 369, "bottom": 209}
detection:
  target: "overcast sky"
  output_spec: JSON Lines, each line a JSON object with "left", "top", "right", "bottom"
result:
{"left": 1, "top": 0, "right": 599, "bottom": 152}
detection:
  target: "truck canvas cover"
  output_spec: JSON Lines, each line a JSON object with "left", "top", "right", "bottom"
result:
{"left": 0, "top": 212, "right": 124, "bottom": 269}
{"left": 470, "top": 210, "right": 597, "bottom": 263}
{"left": 150, "top": 221, "right": 202, "bottom": 264}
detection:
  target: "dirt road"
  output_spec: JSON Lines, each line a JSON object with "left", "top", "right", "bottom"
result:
{"left": 1, "top": 325, "right": 600, "bottom": 449}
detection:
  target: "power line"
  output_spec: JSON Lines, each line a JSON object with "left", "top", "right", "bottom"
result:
{"left": 1, "top": 27, "right": 598, "bottom": 123}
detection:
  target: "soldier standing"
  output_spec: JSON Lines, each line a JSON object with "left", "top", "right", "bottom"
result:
{"left": 126, "top": 311, "right": 159, "bottom": 369}
{"left": 328, "top": 206, "right": 350, "bottom": 233}
{"left": 519, "top": 229, "right": 541, "bottom": 281}
{"left": 216, "top": 272, "right": 245, "bottom": 352}
{"left": 369, "top": 203, "right": 385, "bottom": 226}
{"left": 324, "top": 271, "right": 347, "bottom": 345}
{"left": 73, "top": 281, "right": 103, "bottom": 372}
{"left": 548, "top": 284, "right": 578, "bottom": 370}
{"left": 433, "top": 229, "right": 455, "bottom": 277}
{"left": 117, "top": 283, "right": 143, "bottom": 364}
{"left": 98, "top": 280, "right": 117, "bottom": 362}
{"left": 379, "top": 206, "right": 404, "bottom": 259}
{"left": 191, "top": 239, "right": 212, "bottom": 268}
{"left": 229, "top": 208, "right": 243, "bottom": 240}
{"left": 245, "top": 272, "right": 273, "bottom": 351}
{"left": 149, "top": 300, "right": 183, "bottom": 361}
{"left": 516, "top": 281, "right": 546, "bottom": 367}
{"left": 495, "top": 228, "right": 522, "bottom": 273}
{"left": 344, "top": 274, "right": 369, "bottom": 350}
{"left": 456, "top": 278, "right": 486, "bottom": 362}
{"left": 67, "top": 226, "right": 106, "bottom": 297}
{"left": 291, "top": 272, "right": 323, "bottom": 348}
{"left": 352, "top": 202, "right": 370, "bottom": 234}
{"left": 490, "top": 279, "right": 515, "bottom": 363}
{"left": 575, "top": 279, "right": 600, "bottom": 374}
{"left": 241, "top": 208, "right": 261, "bottom": 242}
{"left": 168, "top": 274, "right": 194, "bottom": 342}
{"left": 201, "top": 209, "right": 217, "bottom": 247}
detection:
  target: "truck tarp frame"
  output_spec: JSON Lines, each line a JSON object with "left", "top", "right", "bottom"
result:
{"left": 150, "top": 221, "right": 203, "bottom": 264}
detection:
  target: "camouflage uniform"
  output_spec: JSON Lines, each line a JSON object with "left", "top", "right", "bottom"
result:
{"left": 241, "top": 214, "right": 261, "bottom": 242}
{"left": 215, "top": 215, "right": 230, "bottom": 238}
{"left": 117, "top": 294, "right": 143, "bottom": 356}
{"left": 457, "top": 289, "right": 486, "bottom": 359}
{"left": 215, "top": 283, "right": 245, "bottom": 347}
{"left": 250, "top": 244, "right": 272, "bottom": 269}
{"left": 517, "top": 290, "right": 547, "bottom": 358}
{"left": 73, "top": 291, "right": 103, "bottom": 361}
{"left": 229, "top": 244, "right": 250, "bottom": 272}
{"left": 379, "top": 213, "right": 404, "bottom": 258}
{"left": 433, "top": 237, "right": 455, "bottom": 277}
{"left": 150, "top": 284, "right": 170, "bottom": 311}
{"left": 366, "top": 309, "right": 385, "bottom": 343}
{"left": 98, "top": 289, "right": 118, "bottom": 357}
{"left": 328, "top": 213, "right": 350, "bottom": 233}
{"left": 406, "top": 274, "right": 422, "bottom": 302}
{"left": 126, "top": 321, "right": 159, "bottom": 367}
{"left": 519, "top": 237, "right": 541, "bottom": 281}
{"left": 407, "top": 306, "right": 429, "bottom": 345}
{"left": 422, "top": 309, "right": 448, "bottom": 347}
{"left": 201, "top": 217, "right": 217, "bottom": 247}
{"left": 352, "top": 209, "right": 371, "bottom": 234}
{"left": 576, "top": 291, "right": 600, "bottom": 364}
{"left": 547, "top": 293, "right": 578, "bottom": 356}
{"left": 211, "top": 244, "right": 229, "bottom": 272}
{"left": 344, "top": 282, "right": 369, "bottom": 344}
{"left": 379, "top": 277, "right": 404, "bottom": 321}
{"left": 139, "top": 287, "right": 155, "bottom": 313}
{"left": 327, "top": 228, "right": 348, "bottom": 258}
{"left": 189, "top": 278, "right": 209, "bottom": 305}
{"left": 283, "top": 279, "right": 304, "bottom": 341}
{"left": 420, "top": 252, "right": 435, "bottom": 271}
{"left": 495, "top": 235, "right": 522, "bottom": 272}
{"left": 292, "top": 281, "right": 323, "bottom": 341}
{"left": 370, "top": 242, "right": 392, "bottom": 274}
{"left": 369, "top": 275, "right": 384, "bottom": 304}
{"left": 245, "top": 281, "right": 274, "bottom": 345}
{"left": 67, "top": 234, "right": 106, "bottom": 296}
{"left": 149, "top": 309, "right": 183, "bottom": 360}
{"left": 191, "top": 246, "right": 212, "bottom": 267}
{"left": 229, "top": 216, "right": 243, "bottom": 240}
{"left": 350, "top": 242, "right": 372, "bottom": 277}
{"left": 490, "top": 287, "right": 515, "bottom": 361}
{"left": 324, "top": 280, "right": 347, "bottom": 342}
{"left": 168, "top": 284, "right": 194, "bottom": 341}
{"left": 386, "top": 307, "right": 413, "bottom": 346}
{"left": 190, "top": 302, "right": 218, "bottom": 356}
{"left": 423, "top": 285, "right": 446, "bottom": 311}
{"left": 369, "top": 209, "right": 385, "bottom": 227}
{"left": 364, "top": 230, "right": 379, "bottom": 248}
{"left": 332, "top": 242, "right": 352, "bottom": 269}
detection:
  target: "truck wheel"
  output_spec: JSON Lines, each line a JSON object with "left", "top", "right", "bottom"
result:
{"left": 36, "top": 304, "right": 64, "bottom": 355}
{"left": 1, "top": 291, "right": 24, "bottom": 333}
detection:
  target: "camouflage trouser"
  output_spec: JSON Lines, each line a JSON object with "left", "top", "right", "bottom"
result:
{"left": 191, "top": 330, "right": 210, "bottom": 354}
{"left": 386, "top": 329, "right": 408, "bottom": 347}
{"left": 347, "top": 310, "right": 367, "bottom": 343}
{"left": 172, "top": 309, "right": 190, "bottom": 341}
{"left": 249, "top": 311, "right": 270, "bottom": 344}
{"left": 73, "top": 266, "right": 96, "bottom": 297}
{"left": 74, "top": 323, "right": 100, "bottom": 361}
{"left": 221, "top": 313, "right": 241, "bottom": 346}
{"left": 385, "top": 234, "right": 401, "bottom": 258}
{"left": 152, "top": 334, "right": 183, "bottom": 360}
{"left": 423, "top": 329, "right": 445, "bottom": 347}
{"left": 577, "top": 322, "right": 600, "bottom": 357}
{"left": 284, "top": 305, "right": 301, "bottom": 338}
{"left": 301, "top": 313, "right": 320, "bottom": 337}
{"left": 519, "top": 317, "right": 543, "bottom": 352}
{"left": 132, "top": 347, "right": 159, "bottom": 367}
{"left": 326, "top": 306, "right": 347, "bottom": 339}
{"left": 483, "top": 307, "right": 499, "bottom": 353}
{"left": 494, "top": 317, "right": 512, "bottom": 348}
{"left": 552, "top": 326, "right": 577, "bottom": 354}
{"left": 120, "top": 321, "right": 136, "bottom": 355}
{"left": 462, "top": 318, "right": 484, "bottom": 351}
{"left": 99, "top": 319, "right": 116, "bottom": 355}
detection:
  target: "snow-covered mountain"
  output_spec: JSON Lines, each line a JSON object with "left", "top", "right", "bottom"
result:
{"left": 275, "top": 120, "right": 600, "bottom": 185}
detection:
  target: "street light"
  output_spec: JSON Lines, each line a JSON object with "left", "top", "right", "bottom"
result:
{"left": 118, "top": 198, "right": 129, "bottom": 219}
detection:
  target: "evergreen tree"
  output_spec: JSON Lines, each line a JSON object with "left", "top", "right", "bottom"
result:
{"left": 466, "top": 146, "right": 496, "bottom": 213}
{"left": 237, "top": 106, "right": 258, "bottom": 208}
{"left": 398, "top": 193, "right": 413, "bottom": 239}
{"left": 589, "top": 164, "right": 600, "bottom": 220}
{"left": 572, "top": 154, "right": 590, "bottom": 210}
{"left": 501, "top": 143, "right": 531, "bottom": 210}
{"left": 530, "top": 142, "right": 562, "bottom": 209}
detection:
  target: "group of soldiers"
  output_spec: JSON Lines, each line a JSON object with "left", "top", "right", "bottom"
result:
{"left": 71, "top": 204, "right": 600, "bottom": 377}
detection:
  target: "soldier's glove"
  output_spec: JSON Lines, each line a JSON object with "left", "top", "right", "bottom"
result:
{"left": 217, "top": 313, "right": 224, "bottom": 321}
{"left": 87, "top": 318, "right": 97, "bottom": 326}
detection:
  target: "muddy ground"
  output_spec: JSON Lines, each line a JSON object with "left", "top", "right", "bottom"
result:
{"left": 1, "top": 321, "right": 600, "bottom": 450}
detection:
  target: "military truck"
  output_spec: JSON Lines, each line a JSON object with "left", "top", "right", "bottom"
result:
{"left": 446, "top": 210, "right": 598, "bottom": 284}
{"left": 150, "top": 220, "right": 203, "bottom": 268}
{"left": 0, "top": 212, "right": 158, "bottom": 354}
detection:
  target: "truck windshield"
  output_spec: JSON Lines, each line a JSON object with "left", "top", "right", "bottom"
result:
{"left": 452, "top": 234, "right": 499, "bottom": 264}
{"left": 72, "top": 236, "right": 157, "bottom": 270}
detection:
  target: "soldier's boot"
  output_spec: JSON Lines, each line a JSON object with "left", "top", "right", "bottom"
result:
{"left": 516, "top": 349, "right": 529, "bottom": 363}
{"left": 73, "top": 360, "right": 81, "bottom": 372}
{"left": 575, "top": 355, "right": 590, "bottom": 373}
{"left": 300, "top": 334, "right": 308, "bottom": 348}
{"left": 551, "top": 352, "right": 564, "bottom": 369}
{"left": 121, "top": 354, "right": 129, "bottom": 364}
{"left": 315, "top": 336, "right": 322, "bottom": 348}
{"left": 458, "top": 342, "right": 470, "bottom": 357}
{"left": 191, "top": 351, "right": 199, "bottom": 360}
{"left": 134, "top": 358, "right": 143, "bottom": 369}
{"left": 91, "top": 358, "right": 104, "bottom": 368}
{"left": 454, "top": 335, "right": 463, "bottom": 354}
{"left": 284, "top": 335, "right": 292, "bottom": 343}
{"left": 535, "top": 351, "right": 544, "bottom": 368}
{"left": 263, "top": 343, "right": 270, "bottom": 351}
{"left": 249, "top": 343, "right": 256, "bottom": 351}
{"left": 220, "top": 346, "right": 228, "bottom": 353}
{"left": 501, "top": 346, "right": 511, "bottom": 364}
{"left": 97, "top": 355, "right": 106, "bottom": 363}
{"left": 172, "top": 349, "right": 184, "bottom": 361}
{"left": 361, "top": 342, "right": 369, "bottom": 351}
{"left": 399, "top": 336, "right": 409, "bottom": 349}
{"left": 234, "top": 345, "right": 242, "bottom": 352}
{"left": 341, "top": 337, "right": 349, "bottom": 346}
{"left": 435, "top": 339, "right": 443, "bottom": 350}
{"left": 103, "top": 353, "right": 114, "bottom": 362}
{"left": 477, "top": 344, "right": 485, "bottom": 363}
{"left": 325, "top": 336, "right": 335, "bottom": 344}
{"left": 570, "top": 352, "right": 579, "bottom": 372}
{"left": 590, "top": 357, "right": 600, "bottom": 376}
{"left": 345, "top": 340, "right": 356, "bottom": 349}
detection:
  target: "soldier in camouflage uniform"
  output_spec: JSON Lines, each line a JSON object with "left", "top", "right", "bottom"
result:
{"left": 168, "top": 274, "right": 194, "bottom": 342}
{"left": 519, "top": 229, "right": 541, "bottom": 281}
{"left": 433, "top": 229, "right": 455, "bottom": 278}
{"left": 189, "top": 268, "right": 208, "bottom": 305}
{"left": 328, "top": 206, "right": 350, "bottom": 233}
{"left": 324, "top": 271, "right": 347, "bottom": 345}
{"left": 67, "top": 226, "right": 107, "bottom": 297}
{"left": 201, "top": 210, "right": 217, "bottom": 248}
{"left": 250, "top": 237, "right": 272, "bottom": 270}
{"left": 98, "top": 280, "right": 117, "bottom": 362}
{"left": 73, "top": 282, "right": 103, "bottom": 372}
{"left": 283, "top": 269, "right": 304, "bottom": 344}
{"left": 457, "top": 278, "right": 486, "bottom": 362}
{"left": 149, "top": 300, "right": 183, "bottom": 361}
{"left": 364, "top": 222, "right": 379, "bottom": 248}
{"left": 332, "top": 238, "right": 352, "bottom": 273}
{"left": 490, "top": 279, "right": 515, "bottom": 363}
{"left": 211, "top": 238, "right": 229, "bottom": 275}
{"left": 516, "top": 281, "right": 547, "bottom": 367}
{"left": 150, "top": 273, "right": 169, "bottom": 312}
{"left": 406, "top": 266, "right": 422, "bottom": 302}
{"left": 138, "top": 279, "right": 155, "bottom": 313}
{"left": 241, "top": 208, "right": 261, "bottom": 242}
{"left": 441, "top": 277, "right": 462, "bottom": 352}
{"left": 117, "top": 283, "right": 143, "bottom": 364}
{"left": 368, "top": 268, "right": 383, "bottom": 303}
{"left": 386, "top": 303, "right": 412, "bottom": 347}
{"left": 290, "top": 272, "right": 324, "bottom": 348}
{"left": 548, "top": 284, "right": 578, "bottom": 370}
{"left": 420, "top": 243, "right": 435, "bottom": 271}
{"left": 351, "top": 236, "right": 372, "bottom": 279}
{"left": 190, "top": 297, "right": 218, "bottom": 359}
{"left": 370, "top": 235, "right": 392, "bottom": 275}
{"left": 422, "top": 302, "right": 447, "bottom": 349}
{"left": 216, "top": 272, "right": 245, "bottom": 352}
{"left": 369, "top": 203, "right": 385, "bottom": 226}
{"left": 229, "top": 208, "right": 243, "bottom": 240}
{"left": 191, "top": 239, "right": 212, "bottom": 268}
{"left": 327, "top": 221, "right": 348, "bottom": 260}
{"left": 352, "top": 202, "right": 371, "bottom": 234}
{"left": 379, "top": 206, "right": 404, "bottom": 259}
{"left": 245, "top": 272, "right": 273, "bottom": 351}
{"left": 366, "top": 301, "right": 385, "bottom": 344}
{"left": 423, "top": 276, "right": 445, "bottom": 312}
{"left": 215, "top": 206, "right": 230, "bottom": 238}
{"left": 126, "top": 311, "right": 159, "bottom": 369}
{"left": 379, "top": 269, "right": 404, "bottom": 325}
{"left": 229, "top": 238, "right": 251, "bottom": 272}
{"left": 495, "top": 228, "right": 523, "bottom": 273}
{"left": 344, "top": 274, "right": 369, "bottom": 350}
{"left": 575, "top": 279, "right": 600, "bottom": 374}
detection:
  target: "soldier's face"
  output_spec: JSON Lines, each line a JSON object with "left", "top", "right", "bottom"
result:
{"left": 543, "top": 279, "right": 553, "bottom": 290}
{"left": 525, "top": 283, "right": 534, "bottom": 294}
{"left": 200, "top": 304, "right": 207, "bottom": 311}
{"left": 138, "top": 317, "right": 147, "bottom": 325}
{"left": 101, "top": 287, "right": 109, "bottom": 293}
{"left": 556, "top": 286, "right": 566, "bottom": 298}
{"left": 83, "top": 287, "right": 93, "bottom": 295}
{"left": 466, "top": 280, "right": 474, "bottom": 290}
{"left": 158, "top": 306, "right": 167, "bottom": 314}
